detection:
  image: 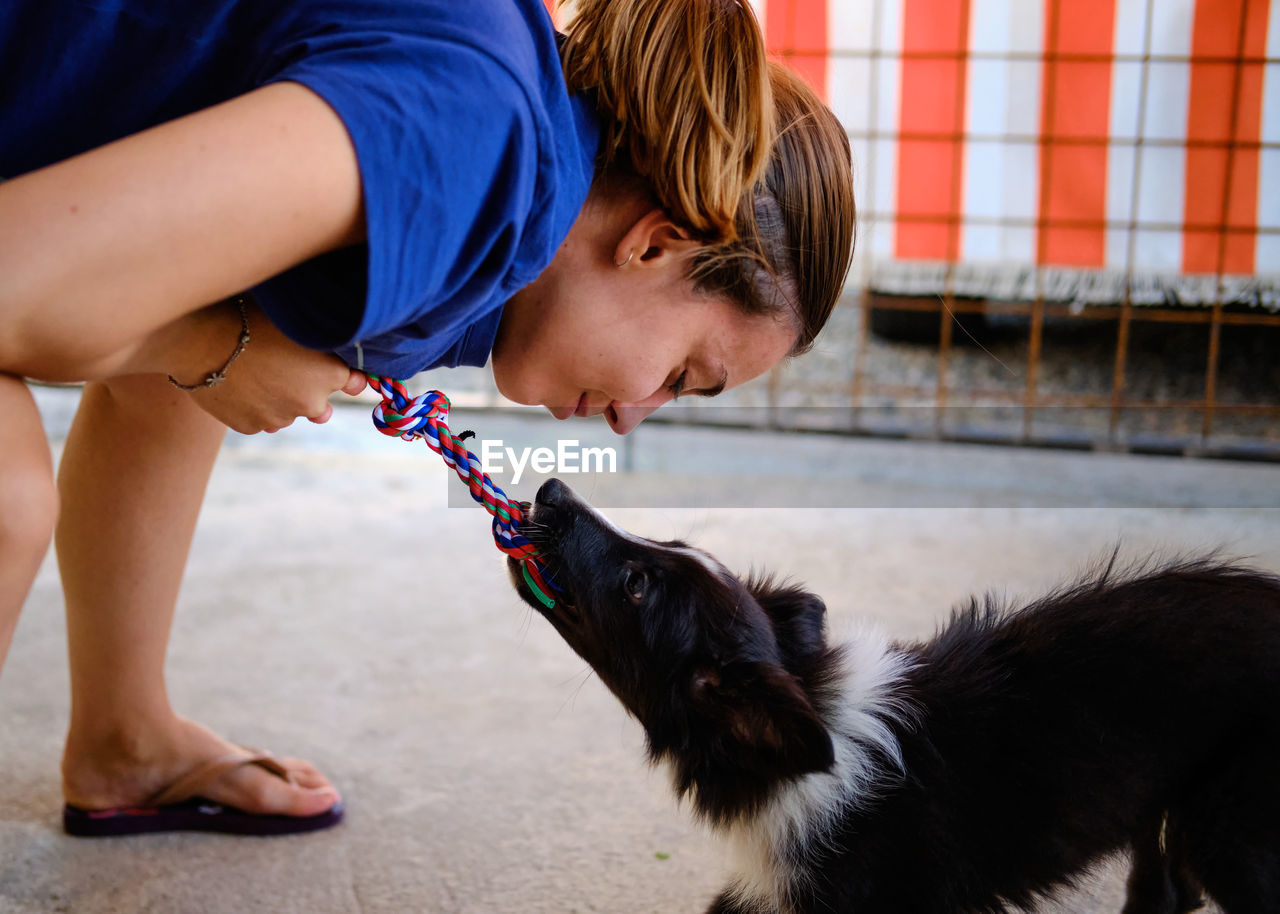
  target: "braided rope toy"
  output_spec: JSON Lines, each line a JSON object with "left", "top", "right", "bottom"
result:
{"left": 365, "top": 374, "right": 559, "bottom": 609}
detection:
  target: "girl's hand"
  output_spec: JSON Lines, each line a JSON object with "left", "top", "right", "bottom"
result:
{"left": 143, "top": 300, "right": 366, "bottom": 434}
{"left": 191, "top": 306, "right": 365, "bottom": 434}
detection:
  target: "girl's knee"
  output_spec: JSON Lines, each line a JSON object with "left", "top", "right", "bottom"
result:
{"left": 0, "top": 452, "right": 59, "bottom": 557}
{"left": 0, "top": 376, "right": 58, "bottom": 557}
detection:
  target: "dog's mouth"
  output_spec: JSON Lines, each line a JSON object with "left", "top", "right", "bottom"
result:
{"left": 508, "top": 478, "right": 578, "bottom": 620}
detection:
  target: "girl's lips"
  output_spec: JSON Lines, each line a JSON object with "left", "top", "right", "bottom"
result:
{"left": 549, "top": 393, "right": 585, "bottom": 421}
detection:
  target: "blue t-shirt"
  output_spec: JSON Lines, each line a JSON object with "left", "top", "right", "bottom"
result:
{"left": 0, "top": 0, "right": 600, "bottom": 377}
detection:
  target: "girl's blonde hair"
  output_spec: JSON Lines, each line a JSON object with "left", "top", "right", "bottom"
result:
{"left": 691, "top": 63, "right": 857, "bottom": 355}
{"left": 559, "top": 0, "right": 773, "bottom": 243}
{"left": 560, "top": 0, "right": 856, "bottom": 355}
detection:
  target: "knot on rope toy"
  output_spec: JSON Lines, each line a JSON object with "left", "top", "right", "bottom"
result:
{"left": 366, "top": 374, "right": 558, "bottom": 609}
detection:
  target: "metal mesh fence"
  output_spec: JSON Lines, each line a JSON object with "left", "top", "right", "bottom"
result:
{"left": 741, "top": 0, "right": 1280, "bottom": 459}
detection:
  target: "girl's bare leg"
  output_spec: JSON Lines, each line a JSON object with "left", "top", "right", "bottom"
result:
{"left": 0, "top": 374, "right": 58, "bottom": 673}
{"left": 57, "top": 374, "right": 340, "bottom": 815}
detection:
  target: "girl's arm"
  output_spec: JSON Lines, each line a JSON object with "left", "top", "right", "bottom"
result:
{"left": 124, "top": 299, "right": 366, "bottom": 434}
{"left": 0, "top": 81, "right": 364, "bottom": 382}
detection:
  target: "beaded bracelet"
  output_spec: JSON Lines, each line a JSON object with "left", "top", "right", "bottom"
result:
{"left": 168, "top": 297, "right": 251, "bottom": 391}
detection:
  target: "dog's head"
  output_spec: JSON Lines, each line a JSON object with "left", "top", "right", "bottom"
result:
{"left": 510, "top": 478, "right": 835, "bottom": 822}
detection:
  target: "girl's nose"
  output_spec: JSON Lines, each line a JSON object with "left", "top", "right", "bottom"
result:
{"left": 605, "top": 392, "right": 669, "bottom": 435}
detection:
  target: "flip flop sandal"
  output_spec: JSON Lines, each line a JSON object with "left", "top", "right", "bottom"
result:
{"left": 63, "top": 747, "right": 344, "bottom": 837}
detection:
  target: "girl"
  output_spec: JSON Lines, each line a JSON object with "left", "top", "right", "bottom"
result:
{"left": 0, "top": 0, "right": 855, "bottom": 835}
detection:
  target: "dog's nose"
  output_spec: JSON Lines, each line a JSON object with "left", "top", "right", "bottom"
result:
{"left": 536, "top": 477, "right": 569, "bottom": 507}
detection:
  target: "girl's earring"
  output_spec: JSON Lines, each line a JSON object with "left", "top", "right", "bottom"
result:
{"left": 614, "top": 251, "right": 634, "bottom": 268}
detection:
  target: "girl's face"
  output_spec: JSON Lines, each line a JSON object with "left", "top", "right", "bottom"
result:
{"left": 492, "top": 206, "right": 795, "bottom": 435}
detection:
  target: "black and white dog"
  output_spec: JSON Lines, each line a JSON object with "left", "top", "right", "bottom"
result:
{"left": 509, "top": 478, "right": 1280, "bottom": 914}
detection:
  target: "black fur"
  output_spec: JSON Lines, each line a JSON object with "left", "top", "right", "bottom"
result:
{"left": 510, "top": 479, "right": 1280, "bottom": 914}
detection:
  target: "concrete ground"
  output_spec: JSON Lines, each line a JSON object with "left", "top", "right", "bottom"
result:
{"left": 3, "top": 384, "right": 1279, "bottom": 913}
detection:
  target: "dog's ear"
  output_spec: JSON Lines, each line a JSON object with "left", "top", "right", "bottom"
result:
{"left": 695, "top": 661, "right": 835, "bottom": 778}
{"left": 748, "top": 578, "right": 829, "bottom": 667}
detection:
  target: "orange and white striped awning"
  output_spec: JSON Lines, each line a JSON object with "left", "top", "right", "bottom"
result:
{"left": 753, "top": 0, "right": 1279, "bottom": 308}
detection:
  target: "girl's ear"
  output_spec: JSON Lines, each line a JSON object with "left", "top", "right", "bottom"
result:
{"left": 615, "top": 208, "right": 700, "bottom": 268}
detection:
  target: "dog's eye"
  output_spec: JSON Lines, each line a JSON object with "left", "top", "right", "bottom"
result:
{"left": 623, "top": 567, "right": 648, "bottom": 605}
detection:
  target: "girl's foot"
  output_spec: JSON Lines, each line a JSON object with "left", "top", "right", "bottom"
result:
{"left": 61, "top": 715, "right": 341, "bottom": 818}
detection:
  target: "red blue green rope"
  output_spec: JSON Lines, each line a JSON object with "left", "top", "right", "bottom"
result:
{"left": 366, "top": 375, "right": 558, "bottom": 609}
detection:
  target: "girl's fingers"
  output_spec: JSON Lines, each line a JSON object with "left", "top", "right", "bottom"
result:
{"left": 341, "top": 369, "right": 367, "bottom": 396}
{"left": 309, "top": 403, "right": 334, "bottom": 424}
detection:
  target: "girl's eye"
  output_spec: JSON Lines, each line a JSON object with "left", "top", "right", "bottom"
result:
{"left": 623, "top": 567, "right": 648, "bottom": 604}
{"left": 667, "top": 371, "right": 687, "bottom": 399}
